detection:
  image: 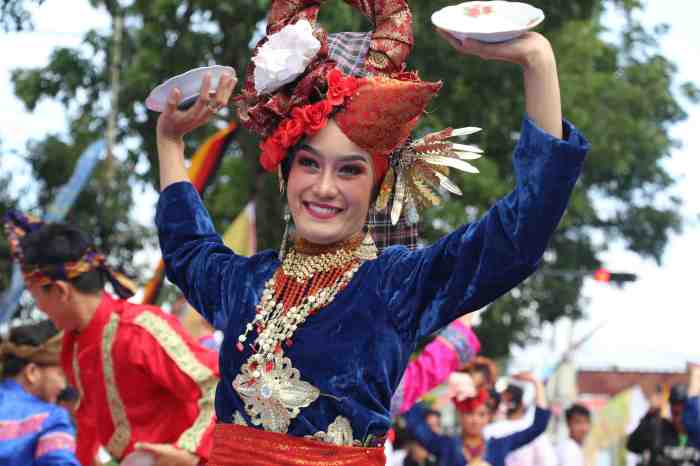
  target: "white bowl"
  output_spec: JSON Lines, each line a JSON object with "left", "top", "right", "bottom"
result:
{"left": 432, "top": 1, "right": 545, "bottom": 44}
{"left": 121, "top": 451, "right": 156, "bottom": 466}
{"left": 145, "top": 65, "right": 237, "bottom": 112}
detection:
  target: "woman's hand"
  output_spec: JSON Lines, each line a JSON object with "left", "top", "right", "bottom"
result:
{"left": 435, "top": 29, "right": 563, "bottom": 139}
{"left": 134, "top": 442, "right": 199, "bottom": 466}
{"left": 447, "top": 372, "right": 477, "bottom": 401}
{"left": 156, "top": 71, "right": 237, "bottom": 190}
{"left": 157, "top": 72, "right": 237, "bottom": 144}
{"left": 435, "top": 30, "right": 554, "bottom": 68}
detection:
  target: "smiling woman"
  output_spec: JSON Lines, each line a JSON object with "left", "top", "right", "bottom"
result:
{"left": 286, "top": 121, "right": 374, "bottom": 246}
{"left": 153, "top": 0, "right": 589, "bottom": 464}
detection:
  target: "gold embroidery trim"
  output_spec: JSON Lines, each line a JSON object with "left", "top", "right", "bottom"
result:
{"left": 103, "top": 313, "right": 131, "bottom": 458}
{"left": 134, "top": 312, "right": 217, "bottom": 454}
{"left": 71, "top": 344, "right": 84, "bottom": 411}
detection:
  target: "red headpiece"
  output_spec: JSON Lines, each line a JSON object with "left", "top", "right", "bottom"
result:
{"left": 237, "top": 0, "right": 483, "bottom": 230}
{"left": 453, "top": 388, "right": 491, "bottom": 414}
{"left": 237, "top": 0, "right": 441, "bottom": 182}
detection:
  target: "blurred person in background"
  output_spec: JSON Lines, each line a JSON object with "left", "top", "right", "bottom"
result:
{"left": 0, "top": 319, "right": 80, "bottom": 465}
{"left": 404, "top": 370, "right": 551, "bottom": 466}
{"left": 556, "top": 403, "right": 591, "bottom": 466}
{"left": 627, "top": 363, "right": 700, "bottom": 466}
{"left": 484, "top": 383, "right": 557, "bottom": 466}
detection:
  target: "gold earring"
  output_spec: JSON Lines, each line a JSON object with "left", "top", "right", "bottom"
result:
{"left": 278, "top": 207, "right": 291, "bottom": 262}
{"left": 356, "top": 225, "right": 378, "bottom": 260}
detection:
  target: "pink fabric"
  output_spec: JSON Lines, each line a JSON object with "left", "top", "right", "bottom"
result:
{"left": 0, "top": 413, "right": 48, "bottom": 440}
{"left": 398, "top": 321, "right": 480, "bottom": 414}
{"left": 35, "top": 432, "right": 76, "bottom": 458}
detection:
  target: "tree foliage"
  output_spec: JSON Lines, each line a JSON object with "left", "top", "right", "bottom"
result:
{"left": 1, "top": 0, "right": 697, "bottom": 358}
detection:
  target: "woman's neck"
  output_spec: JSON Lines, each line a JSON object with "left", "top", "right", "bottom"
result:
{"left": 292, "top": 231, "right": 363, "bottom": 255}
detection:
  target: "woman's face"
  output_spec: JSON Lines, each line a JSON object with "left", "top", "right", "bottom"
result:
{"left": 286, "top": 119, "right": 374, "bottom": 245}
{"left": 460, "top": 405, "right": 491, "bottom": 437}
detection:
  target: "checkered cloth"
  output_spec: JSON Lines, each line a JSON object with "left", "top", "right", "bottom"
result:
{"left": 328, "top": 32, "right": 372, "bottom": 78}
{"left": 328, "top": 31, "right": 420, "bottom": 252}
{"left": 369, "top": 208, "right": 419, "bottom": 253}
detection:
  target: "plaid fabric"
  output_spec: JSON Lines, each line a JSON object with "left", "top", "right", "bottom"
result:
{"left": 369, "top": 208, "right": 418, "bottom": 253}
{"left": 328, "top": 32, "right": 372, "bottom": 78}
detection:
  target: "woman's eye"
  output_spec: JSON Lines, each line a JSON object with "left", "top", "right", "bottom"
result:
{"left": 339, "top": 165, "right": 364, "bottom": 176}
{"left": 297, "top": 156, "right": 319, "bottom": 169}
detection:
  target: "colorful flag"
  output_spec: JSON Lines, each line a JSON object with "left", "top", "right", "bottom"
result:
{"left": 141, "top": 123, "right": 239, "bottom": 304}
{"left": 0, "top": 140, "right": 106, "bottom": 324}
{"left": 222, "top": 202, "right": 256, "bottom": 256}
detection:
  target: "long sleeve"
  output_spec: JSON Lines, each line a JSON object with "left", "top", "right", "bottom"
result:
{"left": 34, "top": 409, "right": 81, "bottom": 466}
{"left": 403, "top": 403, "right": 466, "bottom": 466}
{"left": 377, "top": 117, "right": 590, "bottom": 339}
{"left": 491, "top": 407, "right": 551, "bottom": 458}
{"left": 155, "top": 182, "right": 265, "bottom": 330}
{"left": 626, "top": 412, "right": 657, "bottom": 454}
{"left": 391, "top": 320, "right": 480, "bottom": 416}
{"left": 122, "top": 311, "right": 219, "bottom": 460}
{"left": 683, "top": 396, "right": 700, "bottom": 446}
{"left": 74, "top": 409, "right": 100, "bottom": 466}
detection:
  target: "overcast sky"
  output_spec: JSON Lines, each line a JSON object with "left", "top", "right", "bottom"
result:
{"left": 1, "top": 0, "right": 698, "bottom": 372}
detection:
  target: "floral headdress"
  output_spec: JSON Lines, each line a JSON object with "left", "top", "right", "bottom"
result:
{"left": 236, "top": 0, "right": 483, "bottom": 229}
{"left": 3, "top": 210, "right": 137, "bottom": 299}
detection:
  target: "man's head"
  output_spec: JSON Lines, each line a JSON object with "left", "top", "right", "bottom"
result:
{"left": 0, "top": 320, "right": 66, "bottom": 403}
{"left": 565, "top": 403, "right": 592, "bottom": 445}
{"left": 669, "top": 384, "right": 688, "bottom": 433}
{"left": 20, "top": 223, "right": 105, "bottom": 331}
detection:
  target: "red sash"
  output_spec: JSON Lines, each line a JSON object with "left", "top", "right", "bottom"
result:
{"left": 208, "top": 423, "right": 386, "bottom": 466}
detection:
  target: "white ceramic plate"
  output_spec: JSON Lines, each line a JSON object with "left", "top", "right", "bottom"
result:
{"left": 145, "top": 65, "right": 237, "bottom": 112}
{"left": 432, "top": 1, "right": 545, "bottom": 43}
{"left": 121, "top": 451, "right": 155, "bottom": 466}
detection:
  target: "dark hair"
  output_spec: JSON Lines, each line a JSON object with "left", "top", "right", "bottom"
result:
{"left": 20, "top": 223, "right": 105, "bottom": 294}
{"left": 1, "top": 320, "right": 60, "bottom": 379}
{"left": 57, "top": 385, "right": 80, "bottom": 403}
{"left": 425, "top": 409, "right": 441, "bottom": 419}
{"left": 669, "top": 384, "right": 688, "bottom": 405}
{"left": 565, "top": 403, "right": 591, "bottom": 422}
{"left": 505, "top": 384, "right": 524, "bottom": 407}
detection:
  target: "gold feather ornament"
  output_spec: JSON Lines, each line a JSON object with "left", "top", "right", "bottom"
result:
{"left": 375, "top": 126, "right": 483, "bottom": 225}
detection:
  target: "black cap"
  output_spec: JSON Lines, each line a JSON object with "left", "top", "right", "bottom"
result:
{"left": 669, "top": 384, "right": 688, "bottom": 405}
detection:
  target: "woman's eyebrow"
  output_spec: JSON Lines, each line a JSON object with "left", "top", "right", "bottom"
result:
{"left": 299, "top": 144, "right": 369, "bottom": 164}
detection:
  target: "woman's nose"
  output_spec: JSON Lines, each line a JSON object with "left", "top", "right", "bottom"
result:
{"left": 312, "top": 170, "right": 339, "bottom": 199}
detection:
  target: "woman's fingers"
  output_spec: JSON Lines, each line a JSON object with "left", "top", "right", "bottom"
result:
{"left": 212, "top": 73, "right": 236, "bottom": 112}
{"left": 435, "top": 27, "right": 464, "bottom": 51}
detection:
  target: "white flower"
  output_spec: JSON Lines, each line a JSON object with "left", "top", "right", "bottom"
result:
{"left": 253, "top": 20, "right": 322, "bottom": 95}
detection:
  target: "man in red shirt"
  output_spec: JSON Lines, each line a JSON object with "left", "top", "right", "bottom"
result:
{"left": 5, "top": 211, "right": 218, "bottom": 466}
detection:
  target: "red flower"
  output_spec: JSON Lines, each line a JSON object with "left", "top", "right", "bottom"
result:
{"left": 273, "top": 117, "right": 305, "bottom": 147}
{"left": 327, "top": 68, "right": 360, "bottom": 106}
{"left": 292, "top": 100, "right": 332, "bottom": 135}
{"left": 259, "top": 137, "right": 287, "bottom": 172}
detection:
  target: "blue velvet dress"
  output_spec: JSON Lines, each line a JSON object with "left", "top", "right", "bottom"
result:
{"left": 155, "top": 117, "right": 589, "bottom": 446}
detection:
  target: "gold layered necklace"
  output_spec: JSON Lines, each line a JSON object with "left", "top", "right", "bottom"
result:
{"left": 232, "top": 232, "right": 372, "bottom": 433}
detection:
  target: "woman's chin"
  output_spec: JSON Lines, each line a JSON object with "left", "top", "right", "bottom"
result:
{"left": 296, "top": 226, "right": 347, "bottom": 246}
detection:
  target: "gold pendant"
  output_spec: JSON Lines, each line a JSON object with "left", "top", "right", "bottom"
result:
{"left": 309, "top": 416, "right": 358, "bottom": 446}
{"left": 233, "top": 352, "right": 320, "bottom": 433}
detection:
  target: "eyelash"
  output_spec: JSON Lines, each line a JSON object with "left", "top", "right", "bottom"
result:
{"left": 297, "top": 155, "right": 365, "bottom": 177}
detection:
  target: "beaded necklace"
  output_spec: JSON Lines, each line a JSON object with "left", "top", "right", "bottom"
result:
{"left": 232, "top": 232, "right": 372, "bottom": 433}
